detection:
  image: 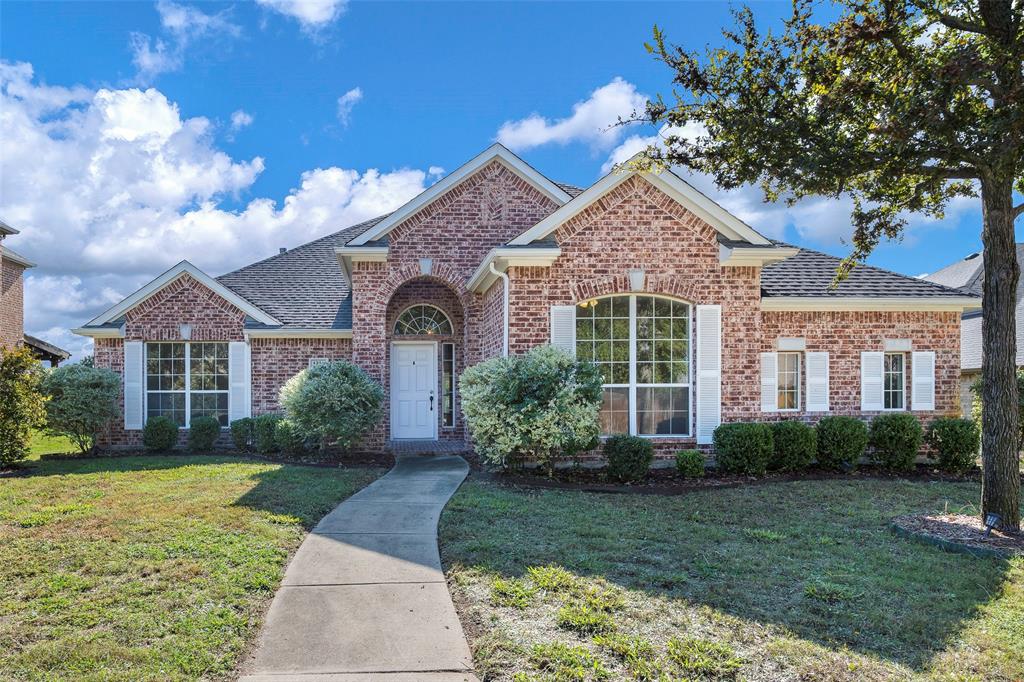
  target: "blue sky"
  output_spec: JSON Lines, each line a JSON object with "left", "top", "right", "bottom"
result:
{"left": 0, "top": 1, "right": 993, "bottom": 359}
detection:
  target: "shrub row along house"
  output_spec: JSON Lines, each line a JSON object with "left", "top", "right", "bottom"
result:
{"left": 73, "top": 144, "right": 979, "bottom": 458}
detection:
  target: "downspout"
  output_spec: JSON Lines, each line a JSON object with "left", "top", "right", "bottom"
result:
{"left": 489, "top": 261, "right": 510, "bottom": 357}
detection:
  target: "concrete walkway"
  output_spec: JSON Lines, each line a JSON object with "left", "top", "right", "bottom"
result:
{"left": 240, "top": 453, "right": 477, "bottom": 682}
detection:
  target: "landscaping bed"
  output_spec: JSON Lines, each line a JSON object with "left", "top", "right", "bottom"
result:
{"left": 0, "top": 454, "right": 381, "bottom": 680}
{"left": 439, "top": 478, "right": 1024, "bottom": 681}
{"left": 893, "top": 513, "right": 1024, "bottom": 557}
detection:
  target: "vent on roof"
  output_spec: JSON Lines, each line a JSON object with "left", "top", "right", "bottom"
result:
{"left": 965, "top": 252, "right": 980, "bottom": 260}
{"left": 279, "top": 247, "right": 287, "bottom": 254}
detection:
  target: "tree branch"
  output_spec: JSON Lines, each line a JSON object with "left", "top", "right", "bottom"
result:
{"left": 909, "top": 1, "right": 990, "bottom": 35}
{"left": 1014, "top": 202, "right": 1024, "bottom": 219}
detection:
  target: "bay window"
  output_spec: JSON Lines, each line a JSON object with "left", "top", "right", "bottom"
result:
{"left": 146, "top": 342, "right": 230, "bottom": 427}
{"left": 576, "top": 295, "right": 691, "bottom": 437}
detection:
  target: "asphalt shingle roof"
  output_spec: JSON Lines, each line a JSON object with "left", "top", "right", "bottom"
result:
{"left": 924, "top": 251, "right": 985, "bottom": 295}
{"left": 761, "top": 246, "right": 975, "bottom": 299}
{"left": 217, "top": 216, "right": 387, "bottom": 330}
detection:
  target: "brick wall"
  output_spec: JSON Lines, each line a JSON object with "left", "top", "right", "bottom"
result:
{"left": 1, "top": 259, "right": 25, "bottom": 349}
{"left": 251, "top": 337, "right": 353, "bottom": 414}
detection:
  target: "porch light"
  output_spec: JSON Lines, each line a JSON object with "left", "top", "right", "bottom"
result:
{"left": 578, "top": 299, "right": 598, "bottom": 309}
{"left": 984, "top": 512, "right": 1002, "bottom": 537}
{"left": 179, "top": 324, "right": 192, "bottom": 340}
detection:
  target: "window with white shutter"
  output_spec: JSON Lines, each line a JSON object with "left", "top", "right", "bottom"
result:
{"left": 861, "top": 351, "right": 884, "bottom": 411}
{"left": 760, "top": 352, "right": 778, "bottom": 412}
{"left": 911, "top": 351, "right": 936, "bottom": 411}
{"left": 549, "top": 305, "right": 576, "bottom": 356}
{"left": 805, "top": 352, "right": 830, "bottom": 412}
{"left": 228, "top": 341, "right": 250, "bottom": 424}
{"left": 124, "top": 341, "right": 144, "bottom": 430}
{"left": 695, "top": 305, "right": 721, "bottom": 444}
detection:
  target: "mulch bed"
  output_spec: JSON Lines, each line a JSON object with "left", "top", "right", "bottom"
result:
{"left": 892, "top": 513, "right": 1024, "bottom": 558}
{"left": 469, "top": 462, "right": 985, "bottom": 496}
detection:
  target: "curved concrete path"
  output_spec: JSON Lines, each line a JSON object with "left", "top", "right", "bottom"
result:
{"left": 240, "top": 453, "right": 476, "bottom": 682}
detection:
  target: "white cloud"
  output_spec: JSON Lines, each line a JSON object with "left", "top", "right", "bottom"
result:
{"left": 256, "top": 0, "right": 347, "bottom": 30}
{"left": 497, "top": 77, "right": 647, "bottom": 152}
{"left": 230, "top": 109, "right": 254, "bottom": 130}
{"left": 1, "top": 61, "right": 431, "bottom": 361}
{"left": 336, "top": 87, "right": 363, "bottom": 126}
{"left": 130, "top": 1, "right": 240, "bottom": 82}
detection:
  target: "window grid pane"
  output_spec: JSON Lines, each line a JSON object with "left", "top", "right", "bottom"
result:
{"left": 441, "top": 343, "right": 455, "bottom": 428}
{"left": 884, "top": 353, "right": 905, "bottom": 410}
{"left": 146, "top": 342, "right": 230, "bottom": 428}
{"left": 777, "top": 352, "right": 800, "bottom": 410}
{"left": 394, "top": 305, "right": 453, "bottom": 335}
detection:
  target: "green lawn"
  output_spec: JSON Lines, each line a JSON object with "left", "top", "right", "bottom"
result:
{"left": 0, "top": 455, "right": 380, "bottom": 681}
{"left": 439, "top": 478, "right": 1024, "bottom": 681}
{"left": 26, "top": 430, "right": 78, "bottom": 460}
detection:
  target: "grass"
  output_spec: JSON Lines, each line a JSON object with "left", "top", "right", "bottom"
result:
{"left": 26, "top": 430, "right": 78, "bottom": 460}
{"left": 0, "top": 454, "right": 380, "bottom": 681}
{"left": 439, "top": 478, "right": 1024, "bottom": 681}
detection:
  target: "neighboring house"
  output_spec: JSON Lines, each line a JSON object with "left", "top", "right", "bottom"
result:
{"left": 74, "top": 144, "right": 978, "bottom": 456}
{"left": 924, "top": 246, "right": 1022, "bottom": 417}
{"left": 0, "top": 219, "right": 69, "bottom": 366}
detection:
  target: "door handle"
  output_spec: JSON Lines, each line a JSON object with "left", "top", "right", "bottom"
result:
{"left": 429, "top": 395, "right": 434, "bottom": 411}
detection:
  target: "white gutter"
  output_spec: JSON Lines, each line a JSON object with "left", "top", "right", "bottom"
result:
{"left": 72, "top": 326, "right": 125, "bottom": 339}
{"left": 489, "top": 262, "right": 510, "bottom": 357}
{"left": 244, "top": 328, "right": 353, "bottom": 340}
{"left": 466, "top": 246, "right": 561, "bottom": 293}
{"left": 761, "top": 296, "right": 982, "bottom": 312}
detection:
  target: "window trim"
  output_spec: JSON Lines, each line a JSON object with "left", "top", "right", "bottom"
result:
{"left": 776, "top": 351, "right": 801, "bottom": 412}
{"left": 145, "top": 341, "right": 230, "bottom": 429}
{"left": 393, "top": 303, "right": 454, "bottom": 336}
{"left": 577, "top": 294, "right": 692, "bottom": 439}
{"left": 883, "top": 351, "right": 906, "bottom": 411}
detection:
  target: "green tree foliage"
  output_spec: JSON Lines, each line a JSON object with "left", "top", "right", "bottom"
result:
{"left": 0, "top": 345, "right": 46, "bottom": 466}
{"left": 40, "top": 363, "right": 120, "bottom": 454}
{"left": 640, "top": 1, "right": 1023, "bottom": 528}
{"left": 279, "top": 361, "right": 383, "bottom": 451}
{"left": 460, "top": 345, "right": 603, "bottom": 475}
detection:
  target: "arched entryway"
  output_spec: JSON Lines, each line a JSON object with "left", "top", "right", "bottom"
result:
{"left": 385, "top": 278, "right": 466, "bottom": 441}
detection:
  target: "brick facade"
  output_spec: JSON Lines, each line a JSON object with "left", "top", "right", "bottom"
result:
{"left": 87, "top": 159, "right": 966, "bottom": 460}
{"left": 1, "top": 258, "right": 25, "bottom": 349}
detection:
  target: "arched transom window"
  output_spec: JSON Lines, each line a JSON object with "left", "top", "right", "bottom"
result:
{"left": 575, "top": 295, "right": 691, "bottom": 437}
{"left": 394, "top": 304, "right": 453, "bottom": 335}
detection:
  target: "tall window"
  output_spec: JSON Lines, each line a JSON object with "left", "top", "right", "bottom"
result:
{"left": 884, "top": 352, "right": 905, "bottom": 410}
{"left": 441, "top": 342, "right": 455, "bottom": 428}
{"left": 576, "top": 295, "right": 691, "bottom": 436}
{"left": 777, "top": 352, "right": 800, "bottom": 410}
{"left": 394, "top": 304, "right": 453, "bottom": 335}
{"left": 146, "top": 342, "right": 229, "bottom": 427}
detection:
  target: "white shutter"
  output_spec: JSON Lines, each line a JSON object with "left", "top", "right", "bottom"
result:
{"left": 550, "top": 305, "right": 576, "bottom": 356}
{"left": 912, "top": 351, "right": 936, "bottom": 411}
{"left": 861, "top": 351, "right": 884, "bottom": 411}
{"left": 696, "top": 305, "right": 722, "bottom": 444}
{"left": 228, "top": 341, "right": 251, "bottom": 423}
{"left": 806, "top": 352, "right": 830, "bottom": 412}
{"left": 760, "top": 352, "right": 778, "bottom": 412}
{"left": 124, "top": 341, "right": 144, "bottom": 430}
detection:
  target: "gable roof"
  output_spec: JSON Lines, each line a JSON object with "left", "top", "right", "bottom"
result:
{"left": 84, "top": 261, "right": 281, "bottom": 328}
{"left": 0, "top": 218, "right": 18, "bottom": 236}
{"left": 217, "top": 216, "right": 386, "bottom": 330}
{"left": 508, "top": 162, "right": 773, "bottom": 246}
{"left": 761, "top": 246, "right": 981, "bottom": 307}
{"left": 1, "top": 245, "right": 35, "bottom": 268}
{"left": 924, "top": 251, "right": 985, "bottom": 295}
{"left": 346, "top": 143, "right": 573, "bottom": 246}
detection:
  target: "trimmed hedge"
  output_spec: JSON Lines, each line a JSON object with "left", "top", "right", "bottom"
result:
{"left": 713, "top": 422, "right": 773, "bottom": 475}
{"left": 253, "top": 414, "right": 283, "bottom": 454}
{"left": 188, "top": 416, "right": 221, "bottom": 452}
{"left": 604, "top": 435, "right": 653, "bottom": 482}
{"left": 230, "top": 417, "right": 253, "bottom": 452}
{"left": 143, "top": 416, "right": 178, "bottom": 452}
{"left": 675, "top": 449, "right": 705, "bottom": 478}
{"left": 869, "top": 413, "right": 923, "bottom": 471}
{"left": 769, "top": 421, "right": 816, "bottom": 472}
{"left": 815, "top": 416, "right": 868, "bottom": 470}
{"left": 927, "top": 417, "right": 979, "bottom": 475}
{"left": 274, "top": 419, "right": 308, "bottom": 458}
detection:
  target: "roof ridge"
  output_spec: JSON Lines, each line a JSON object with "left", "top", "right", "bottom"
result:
{"left": 769, "top": 242, "right": 977, "bottom": 297}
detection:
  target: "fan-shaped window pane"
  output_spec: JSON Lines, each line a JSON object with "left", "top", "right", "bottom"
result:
{"left": 394, "top": 304, "right": 453, "bottom": 335}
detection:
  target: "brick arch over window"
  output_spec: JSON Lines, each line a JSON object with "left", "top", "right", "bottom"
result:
{"left": 374, "top": 260, "right": 473, "bottom": 311}
{"left": 570, "top": 274, "right": 702, "bottom": 306}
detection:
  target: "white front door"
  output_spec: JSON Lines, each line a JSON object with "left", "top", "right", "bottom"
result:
{"left": 391, "top": 343, "right": 437, "bottom": 440}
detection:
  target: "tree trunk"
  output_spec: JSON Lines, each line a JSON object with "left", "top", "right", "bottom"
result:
{"left": 980, "top": 175, "right": 1021, "bottom": 532}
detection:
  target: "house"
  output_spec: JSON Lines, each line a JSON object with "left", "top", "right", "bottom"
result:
{"left": 0, "top": 219, "right": 70, "bottom": 366}
{"left": 73, "top": 144, "right": 979, "bottom": 457}
{"left": 924, "top": 247, "right": 1021, "bottom": 416}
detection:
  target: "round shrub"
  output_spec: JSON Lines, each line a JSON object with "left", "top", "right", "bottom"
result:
{"left": 460, "top": 345, "right": 603, "bottom": 474}
{"left": 143, "top": 416, "right": 178, "bottom": 452}
{"left": 279, "top": 360, "right": 383, "bottom": 451}
{"left": 39, "top": 361, "right": 120, "bottom": 455}
{"left": 188, "top": 416, "right": 221, "bottom": 452}
{"left": 769, "top": 421, "right": 817, "bottom": 472}
{"left": 869, "top": 413, "right": 923, "bottom": 471}
{"left": 252, "top": 414, "right": 282, "bottom": 454}
{"left": 604, "top": 435, "right": 653, "bottom": 482}
{"left": 926, "top": 417, "right": 979, "bottom": 475}
{"left": 713, "top": 422, "right": 773, "bottom": 476}
{"left": 815, "top": 416, "right": 868, "bottom": 470}
{"left": 274, "top": 419, "right": 308, "bottom": 458}
{"left": 675, "top": 449, "right": 705, "bottom": 478}
{"left": 230, "top": 417, "right": 253, "bottom": 452}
